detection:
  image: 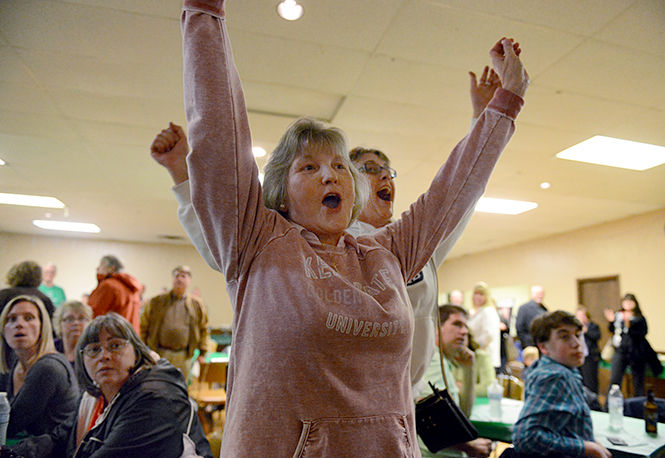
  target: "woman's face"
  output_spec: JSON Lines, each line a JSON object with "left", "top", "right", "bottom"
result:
{"left": 3, "top": 301, "right": 41, "bottom": 353}
{"left": 353, "top": 152, "right": 394, "bottom": 228}
{"left": 285, "top": 145, "right": 355, "bottom": 245}
{"left": 472, "top": 291, "right": 486, "bottom": 307}
{"left": 83, "top": 329, "right": 136, "bottom": 399}
{"left": 622, "top": 298, "right": 636, "bottom": 311}
{"left": 575, "top": 310, "right": 588, "bottom": 325}
{"left": 61, "top": 309, "right": 91, "bottom": 344}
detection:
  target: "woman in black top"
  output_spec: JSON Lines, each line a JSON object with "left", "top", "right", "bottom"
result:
{"left": 0, "top": 295, "right": 78, "bottom": 438}
{"left": 576, "top": 306, "right": 601, "bottom": 393}
{"left": 603, "top": 293, "right": 651, "bottom": 396}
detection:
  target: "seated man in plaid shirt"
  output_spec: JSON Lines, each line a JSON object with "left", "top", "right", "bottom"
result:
{"left": 512, "top": 311, "right": 610, "bottom": 458}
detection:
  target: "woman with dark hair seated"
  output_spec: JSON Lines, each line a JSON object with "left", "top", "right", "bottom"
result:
{"left": 0, "top": 295, "right": 78, "bottom": 438}
{"left": 13, "top": 313, "right": 212, "bottom": 458}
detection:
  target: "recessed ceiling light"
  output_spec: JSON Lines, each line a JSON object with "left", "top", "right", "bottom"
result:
{"left": 253, "top": 146, "right": 267, "bottom": 158}
{"left": 0, "top": 192, "right": 65, "bottom": 208}
{"left": 0, "top": 158, "right": 5, "bottom": 166}
{"left": 556, "top": 135, "right": 665, "bottom": 171}
{"left": 540, "top": 182, "right": 551, "bottom": 189}
{"left": 33, "top": 220, "right": 100, "bottom": 233}
{"left": 277, "top": 0, "right": 304, "bottom": 21}
{"left": 475, "top": 197, "right": 538, "bottom": 215}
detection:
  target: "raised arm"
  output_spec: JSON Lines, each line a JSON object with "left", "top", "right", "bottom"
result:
{"left": 182, "top": 1, "right": 268, "bottom": 283}
{"left": 151, "top": 123, "right": 221, "bottom": 272}
{"left": 374, "top": 38, "right": 527, "bottom": 284}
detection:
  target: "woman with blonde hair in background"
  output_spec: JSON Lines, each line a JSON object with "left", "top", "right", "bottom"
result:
{"left": 468, "top": 282, "right": 502, "bottom": 371}
{"left": 53, "top": 300, "right": 93, "bottom": 369}
{"left": 0, "top": 295, "right": 78, "bottom": 438}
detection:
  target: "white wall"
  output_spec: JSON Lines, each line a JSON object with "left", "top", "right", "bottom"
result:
{"left": 0, "top": 232, "right": 233, "bottom": 327}
{"left": 438, "top": 208, "right": 665, "bottom": 351}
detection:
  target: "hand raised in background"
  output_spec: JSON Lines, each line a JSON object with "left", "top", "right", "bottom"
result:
{"left": 150, "top": 122, "right": 189, "bottom": 185}
{"left": 469, "top": 66, "right": 501, "bottom": 118}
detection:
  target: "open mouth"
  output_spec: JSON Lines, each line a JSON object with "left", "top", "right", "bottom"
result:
{"left": 377, "top": 187, "right": 392, "bottom": 202}
{"left": 322, "top": 193, "right": 341, "bottom": 209}
{"left": 14, "top": 333, "right": 26, "bottom": 338}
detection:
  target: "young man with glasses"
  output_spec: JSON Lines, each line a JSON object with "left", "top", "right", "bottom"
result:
{"left": 151, "top": 66, "right": 502, "bottom": 395}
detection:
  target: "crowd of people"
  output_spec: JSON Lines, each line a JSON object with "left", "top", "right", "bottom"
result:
{"left": 0, "top": 2, "right": 660, "bottom": 458}
{"left": 0, "top": 259, "right": 213, "bottom": 457}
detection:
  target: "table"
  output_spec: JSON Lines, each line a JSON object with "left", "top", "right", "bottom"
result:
{"left": 470, "top": 397, "right": 665, "bottom": 457}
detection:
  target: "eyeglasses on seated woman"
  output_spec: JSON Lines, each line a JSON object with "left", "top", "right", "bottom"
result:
{"left": 12, "top": 313, "right": 212, "bottom": 458}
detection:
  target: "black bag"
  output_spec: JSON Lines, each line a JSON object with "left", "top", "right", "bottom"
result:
{"left": 416, "top": 381, "right": 478, "bottom": 453}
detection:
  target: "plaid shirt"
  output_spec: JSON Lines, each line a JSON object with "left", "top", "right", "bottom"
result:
{"left": 513, "top": 356, "right": 593, "bottom": 457}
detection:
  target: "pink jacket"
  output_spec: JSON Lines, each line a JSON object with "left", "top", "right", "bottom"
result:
{"left": 182, "top": 1, "right": 523, "bottom": 456}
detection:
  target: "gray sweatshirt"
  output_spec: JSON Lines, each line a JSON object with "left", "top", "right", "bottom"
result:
{"left": 182, "top": 1, "right": 523, "bottom": 455}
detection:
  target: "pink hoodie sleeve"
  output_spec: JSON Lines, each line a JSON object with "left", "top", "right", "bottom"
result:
{"left": 181, "top": 0, "right": 271, "bottom": 284}
{"left": 374, "top": 88, "right": 523, "bottom": 283}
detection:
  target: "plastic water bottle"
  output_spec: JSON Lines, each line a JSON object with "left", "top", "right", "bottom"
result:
{"left": 0, "top": 392, "right": 10, "bottom": 446}
{"left": 608, "top": 384, "right": 623, "bottom": 431}
{"left": 487, "top": 379, "right": 503, "bottom": 420}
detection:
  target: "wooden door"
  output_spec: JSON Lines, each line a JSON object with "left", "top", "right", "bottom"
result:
{"left": 578, "top": 275, "right": 620, "bottom": 347}
{"left": 578, "top": 276, "right": 622, "bottom": 396}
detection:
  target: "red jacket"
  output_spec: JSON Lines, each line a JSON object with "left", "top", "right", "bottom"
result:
{"left": 89, "top": 273, "right": 142, "bottom": 333}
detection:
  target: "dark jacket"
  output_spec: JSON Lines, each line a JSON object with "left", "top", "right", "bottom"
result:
{"left": 583, "top": 321, "right": 601, "bottom": 359}
{"left": 610, "top": 315, "right": 662, "bottom": 376}
{"left": 515, "top": 300, "right": 547, "bottom": 347}
{"left": 16, "top": 359, "right": 212, "bottom": 458}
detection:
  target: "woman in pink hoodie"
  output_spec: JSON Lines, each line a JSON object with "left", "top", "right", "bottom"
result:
{"left": 152, "top": 2, "right": 528, "bottom": 455}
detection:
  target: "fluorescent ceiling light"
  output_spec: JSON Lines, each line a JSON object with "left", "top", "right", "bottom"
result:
{"left": 33, "top": 220, "right": 101, "bottom": 233}
{"left": 277, "top": 0, "right": 304, "bottom": 20}
{"left": 0, "top": 192, "right": 65, "bottom": 208}
{"left": 475, "top": 197, "right": 538, "bottom": 215}
{"left": 556, "top": 135, "right": 665, "bottom": 171}
{"left": 252, "top": 146, "right": 267, "bottom": 158}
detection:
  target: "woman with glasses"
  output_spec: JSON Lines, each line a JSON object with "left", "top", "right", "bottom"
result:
{"left": 13, "top": 313, "right": 212, "bottom": 458}
{"left": 52, "top": 300, "right": 92, "bottom": 369}
{"left": 0, "top": 295, "right": 78, "bottom": 439}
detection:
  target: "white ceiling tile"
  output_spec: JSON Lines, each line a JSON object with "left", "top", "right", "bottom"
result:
{"left": 377, "top": 1, "right": 585, "bottom": 77}
{"left": 535, "top": 39, "right": 665, "bottom": 108}
{"left": 594, "top": 0, "right": 665, "bottom": 57}
{"left": 244, "top": 82, "right": 342, "bottom": 120}
{"left": 16, "top": 49, "right": 183, "bottom": 99}
{"left": 428, "top": 0, "right": 633, "bottom": 36}
{"left": 350, "top": 54, "right": 470, "bottom": 110}
{"left": 0, "top": 82, "right": 60, "bottom": 116}
{"left": 226, "top": 0, "right": 405, "bottom": 51}
{"left": 230, "top": 28, "right": 371, "bottom": 94}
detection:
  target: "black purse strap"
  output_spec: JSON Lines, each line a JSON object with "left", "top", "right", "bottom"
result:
{"left": 434, "top": 297, "right": 451, "bottom": 393}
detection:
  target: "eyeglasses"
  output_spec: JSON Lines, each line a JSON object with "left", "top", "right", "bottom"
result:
{"left": 81, "top": 339, "right": 129, "bottom": 358}
{"left": 62, "top": 316, "right": 90, "bottom": 324}
{"left": 357, "top": 162, "right": 397, "bottom": 179}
